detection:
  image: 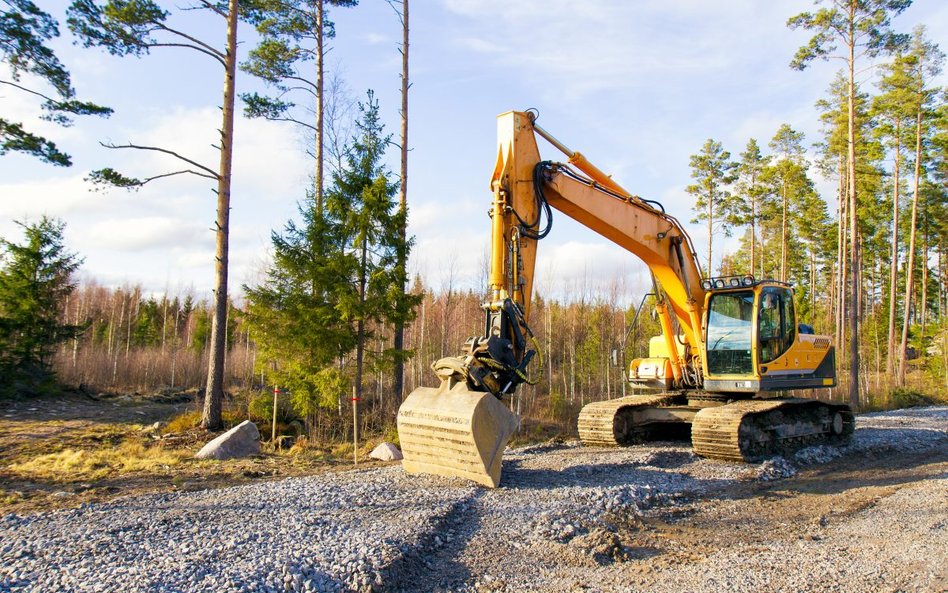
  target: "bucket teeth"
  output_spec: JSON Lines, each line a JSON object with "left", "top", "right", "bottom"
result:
{"left": 397, "top": 381, "right": 519, "bottom": 488}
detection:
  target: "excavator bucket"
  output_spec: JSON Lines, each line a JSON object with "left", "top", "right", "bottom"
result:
{"left": 396, "top": 380, "right": 520, "bottom": 488}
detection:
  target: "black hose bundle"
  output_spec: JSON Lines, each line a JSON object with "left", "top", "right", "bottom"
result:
{"left": 508, "top": 161, "right": 554, "bottom": 240}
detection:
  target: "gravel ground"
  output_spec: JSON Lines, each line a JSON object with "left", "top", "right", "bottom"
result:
{"left": 1, "top": 406, "right": 946, "bottom": 593}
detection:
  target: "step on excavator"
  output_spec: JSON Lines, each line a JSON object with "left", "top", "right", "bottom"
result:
{"left": 396, "top": 111, "right": 854, "bottom": 487}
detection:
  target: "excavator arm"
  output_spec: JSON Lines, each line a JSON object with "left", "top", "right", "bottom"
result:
{"left": 397, "top": 111, "right": 707, "bottom": 486}
{"left": 486, "top": 110, "right": 706, "bottom": 388}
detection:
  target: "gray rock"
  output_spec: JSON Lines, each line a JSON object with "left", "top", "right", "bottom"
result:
{"left": 368, "top": 442, "right": 402, "bottom": 461}
{"left": 195, "top": 420, "right": 261, "bottom": 460}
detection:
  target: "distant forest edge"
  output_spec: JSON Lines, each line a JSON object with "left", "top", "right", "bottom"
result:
{"left": 46, "top": 273, "right": 948, "bottom": 439}
{"left": 2, "top": 0, "right": 948, "bottom": 441}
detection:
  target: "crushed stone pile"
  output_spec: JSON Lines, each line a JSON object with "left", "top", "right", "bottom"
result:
{"left": 1, "top": 406, "right": 945, "bottom": 593}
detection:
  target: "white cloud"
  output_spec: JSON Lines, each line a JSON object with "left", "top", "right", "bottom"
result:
{"left": 408, "top": 198, "right": 481, "bottom": 235}
{"left": 86, "top": 217, "right": 211, "bottom": 252}
{"left": 0, "top": 174, "right": 116, "bottom": 220}
{"left": 362, "top": 32, "right": 389, "bottom": 45}
{"left": 452, "top": 37, "right": 505, "bottom": 54}
{"left": 0, "top": 99, "right": 309, "bottom": 295}
{"left": 175, "top": 249, "right": 217, "bottom": 270}
{"left": 440, "top": 0, "right": 785, "bottom": 102}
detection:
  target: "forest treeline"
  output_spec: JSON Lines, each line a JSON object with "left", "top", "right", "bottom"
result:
{"left": 687, "top": 22, "right": 948, "bottom": 406}
{"left": 47, "top": 268, "right": 947, "bottom": 440}
{"left": 2, "top": 1, "right": 948, "bottom": 442}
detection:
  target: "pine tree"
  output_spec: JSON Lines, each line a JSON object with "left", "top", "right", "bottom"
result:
{"left": 241, "top": 0, "right": 358, "bottom": 212}
{"left": 872, "top": 50, "right": 916, "bottom": 377}
{"left": 687, "top": 138, "right": 737, "bottom": 276}
{"left": 1, "top": 0, "right": 111, "bottom": 165}
{"left": 898, "top": 26, "right": 944, "bottom": 385}
{"left": 68, "top": 0, "right": 240, "bottom": 429}
{"left": 763, "top": 124, "right": 808, "bottom": 283}
{"left": 0, "top": 217, "right": 84, "bottom": 395}
{"left": 789, "top": 0, "right": 910, "bottom": 407}
{"left": 387, "top": 0, "right": 410, "bottom": 404}
{"left": 733, "top": 139, "right": 770, "bottom": 277}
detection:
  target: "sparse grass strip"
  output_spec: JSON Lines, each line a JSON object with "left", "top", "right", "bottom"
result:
{"left": 8, "top": 442, "right": 185, "bottom": 482}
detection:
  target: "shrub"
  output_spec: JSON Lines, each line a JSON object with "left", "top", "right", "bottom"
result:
{"left": 889, "top": 388, "right": 938, "bottom": 408}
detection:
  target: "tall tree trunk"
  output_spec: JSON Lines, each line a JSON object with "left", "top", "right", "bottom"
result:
{"left": 392, "top": 0, "right": 409, "bottom": 403}
{"left": 886, "top": 126, "right": 901, "bottom": 377}
{"left": 750, "top": 169, "right": 756, "bottom": 277}
{"left": 706, "top": 187, "right": 713, "bottom": 276}
{"left": 810, "top": 248, "right": 816, "bottom": 314}
{"left": 898, "top": 109, "right": 923, "bottom": 385}
{"left": 355, "top": 239, "right": 368, "bottom": 399}
{"left": 315, "top": 0, "right": 324, "bottom": 213}
{"left": 846, "top": 33, "right": 859, "bottom": 408}
{"left": 202, "top": 0, "right": 238, "bottom": 430}
{"left": 837, "top": 155, "right": 847, "bottom": 361}
{"left": 921, "top": 201, "right": 929, "bottom": 336}
{"left": 781, "top": 183, "right": 788, "bottom": 282}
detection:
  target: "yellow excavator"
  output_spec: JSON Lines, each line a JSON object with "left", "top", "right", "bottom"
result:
{"left": 396, "top": 111, "right": 854, "bottom": 487}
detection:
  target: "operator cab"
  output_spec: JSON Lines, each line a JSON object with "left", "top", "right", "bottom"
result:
{"left": 701, "top": 275, "right": 833, "bottom": 393}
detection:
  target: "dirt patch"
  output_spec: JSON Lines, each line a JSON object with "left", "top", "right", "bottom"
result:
{"left": 604, "top": 446, "right": 948, "bottom": 585}
{"left": 0, "top": 392, "right": 383, "bottom": 514}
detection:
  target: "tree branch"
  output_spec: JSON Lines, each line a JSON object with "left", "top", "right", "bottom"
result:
{"left": 140, "top": 169, "right": 218, "bottom": 183}
{"left": 284, "top": 75, "right": 318, "bottom": 92}
{"left": 283, "top": 84, "right": 318, "bottom": 99}
{"left": 0, "top": 80, "right": 59, "bottom": 104}
{"left": 155, "top": 23, "right": 225, "bottom": 60}
{"left": 100, "top": 141, "right": 219, "bottom": 179}
{"left": 148, "top": 42, "right": 226, "bottom": 66}
{"left": 193, "top": 0, "right": 228, "bottom": 19}
{"left": 266, "top": 116, "right": 317, "bottom": 132}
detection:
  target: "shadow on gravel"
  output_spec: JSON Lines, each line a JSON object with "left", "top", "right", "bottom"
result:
{"left": 712, "top": 444, "right": 948, "bottom": 505}
{"left": 500, "top": 460, "right": 703, "bottom": 491}
{"left": 380, "top": 490, "right": 486, "bottom": 592}
{"left": 638, "top": 450, "right": 697, "bottom": 469}
{"left": 783, "top": 447, "right": 948, "bottom": 494}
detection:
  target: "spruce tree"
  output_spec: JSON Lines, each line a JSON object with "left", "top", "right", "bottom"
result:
{"left": 0, "top": 217, "right": 84, "bottom": 395}
{"left": 327, "top": 90, "right": 418, "bottom": 403}
{"left": 247, "top": 91, "right": 418, "bottom": 432}
{"left": 245, "top": 198, "right": 355, "bottom": 432}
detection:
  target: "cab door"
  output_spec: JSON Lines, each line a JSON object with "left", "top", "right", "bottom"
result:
{"left": 756, "top": 286, "right": 795, "bottom": 367}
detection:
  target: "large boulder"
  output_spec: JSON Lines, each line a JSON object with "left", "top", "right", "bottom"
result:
{"left": 369, "top": 442, "right": 403, "bottom": 461}
{"left": 195, "top": 420, "right": 261, "bottom": 460}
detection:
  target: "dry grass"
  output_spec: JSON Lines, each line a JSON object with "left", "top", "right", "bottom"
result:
{"left": 163, "top": 409, "right": 249, "bottom": 434}
{"left": 7, "top": 441, "right": 185, "bottom": 482}
{"left": 163, "top": 410, "right": 203, "bottom": 433}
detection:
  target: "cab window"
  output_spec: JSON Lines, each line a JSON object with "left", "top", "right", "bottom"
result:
{"left": 758, "top": 287, "right": 795, "bottom": 363}
{"left": 706, "top": 291, "right": 754, "bottom": 375}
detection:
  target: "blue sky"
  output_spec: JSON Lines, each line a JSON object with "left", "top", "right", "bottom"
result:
{"left": 2, "top": 0, "right": 947, "bottom": 304}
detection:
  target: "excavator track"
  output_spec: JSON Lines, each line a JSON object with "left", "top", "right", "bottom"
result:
{"left": 691, "top": 398, "right": 855, "bottom": 462}
{"left": 577, "top": 393, "right": 686, "bottom": 446}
